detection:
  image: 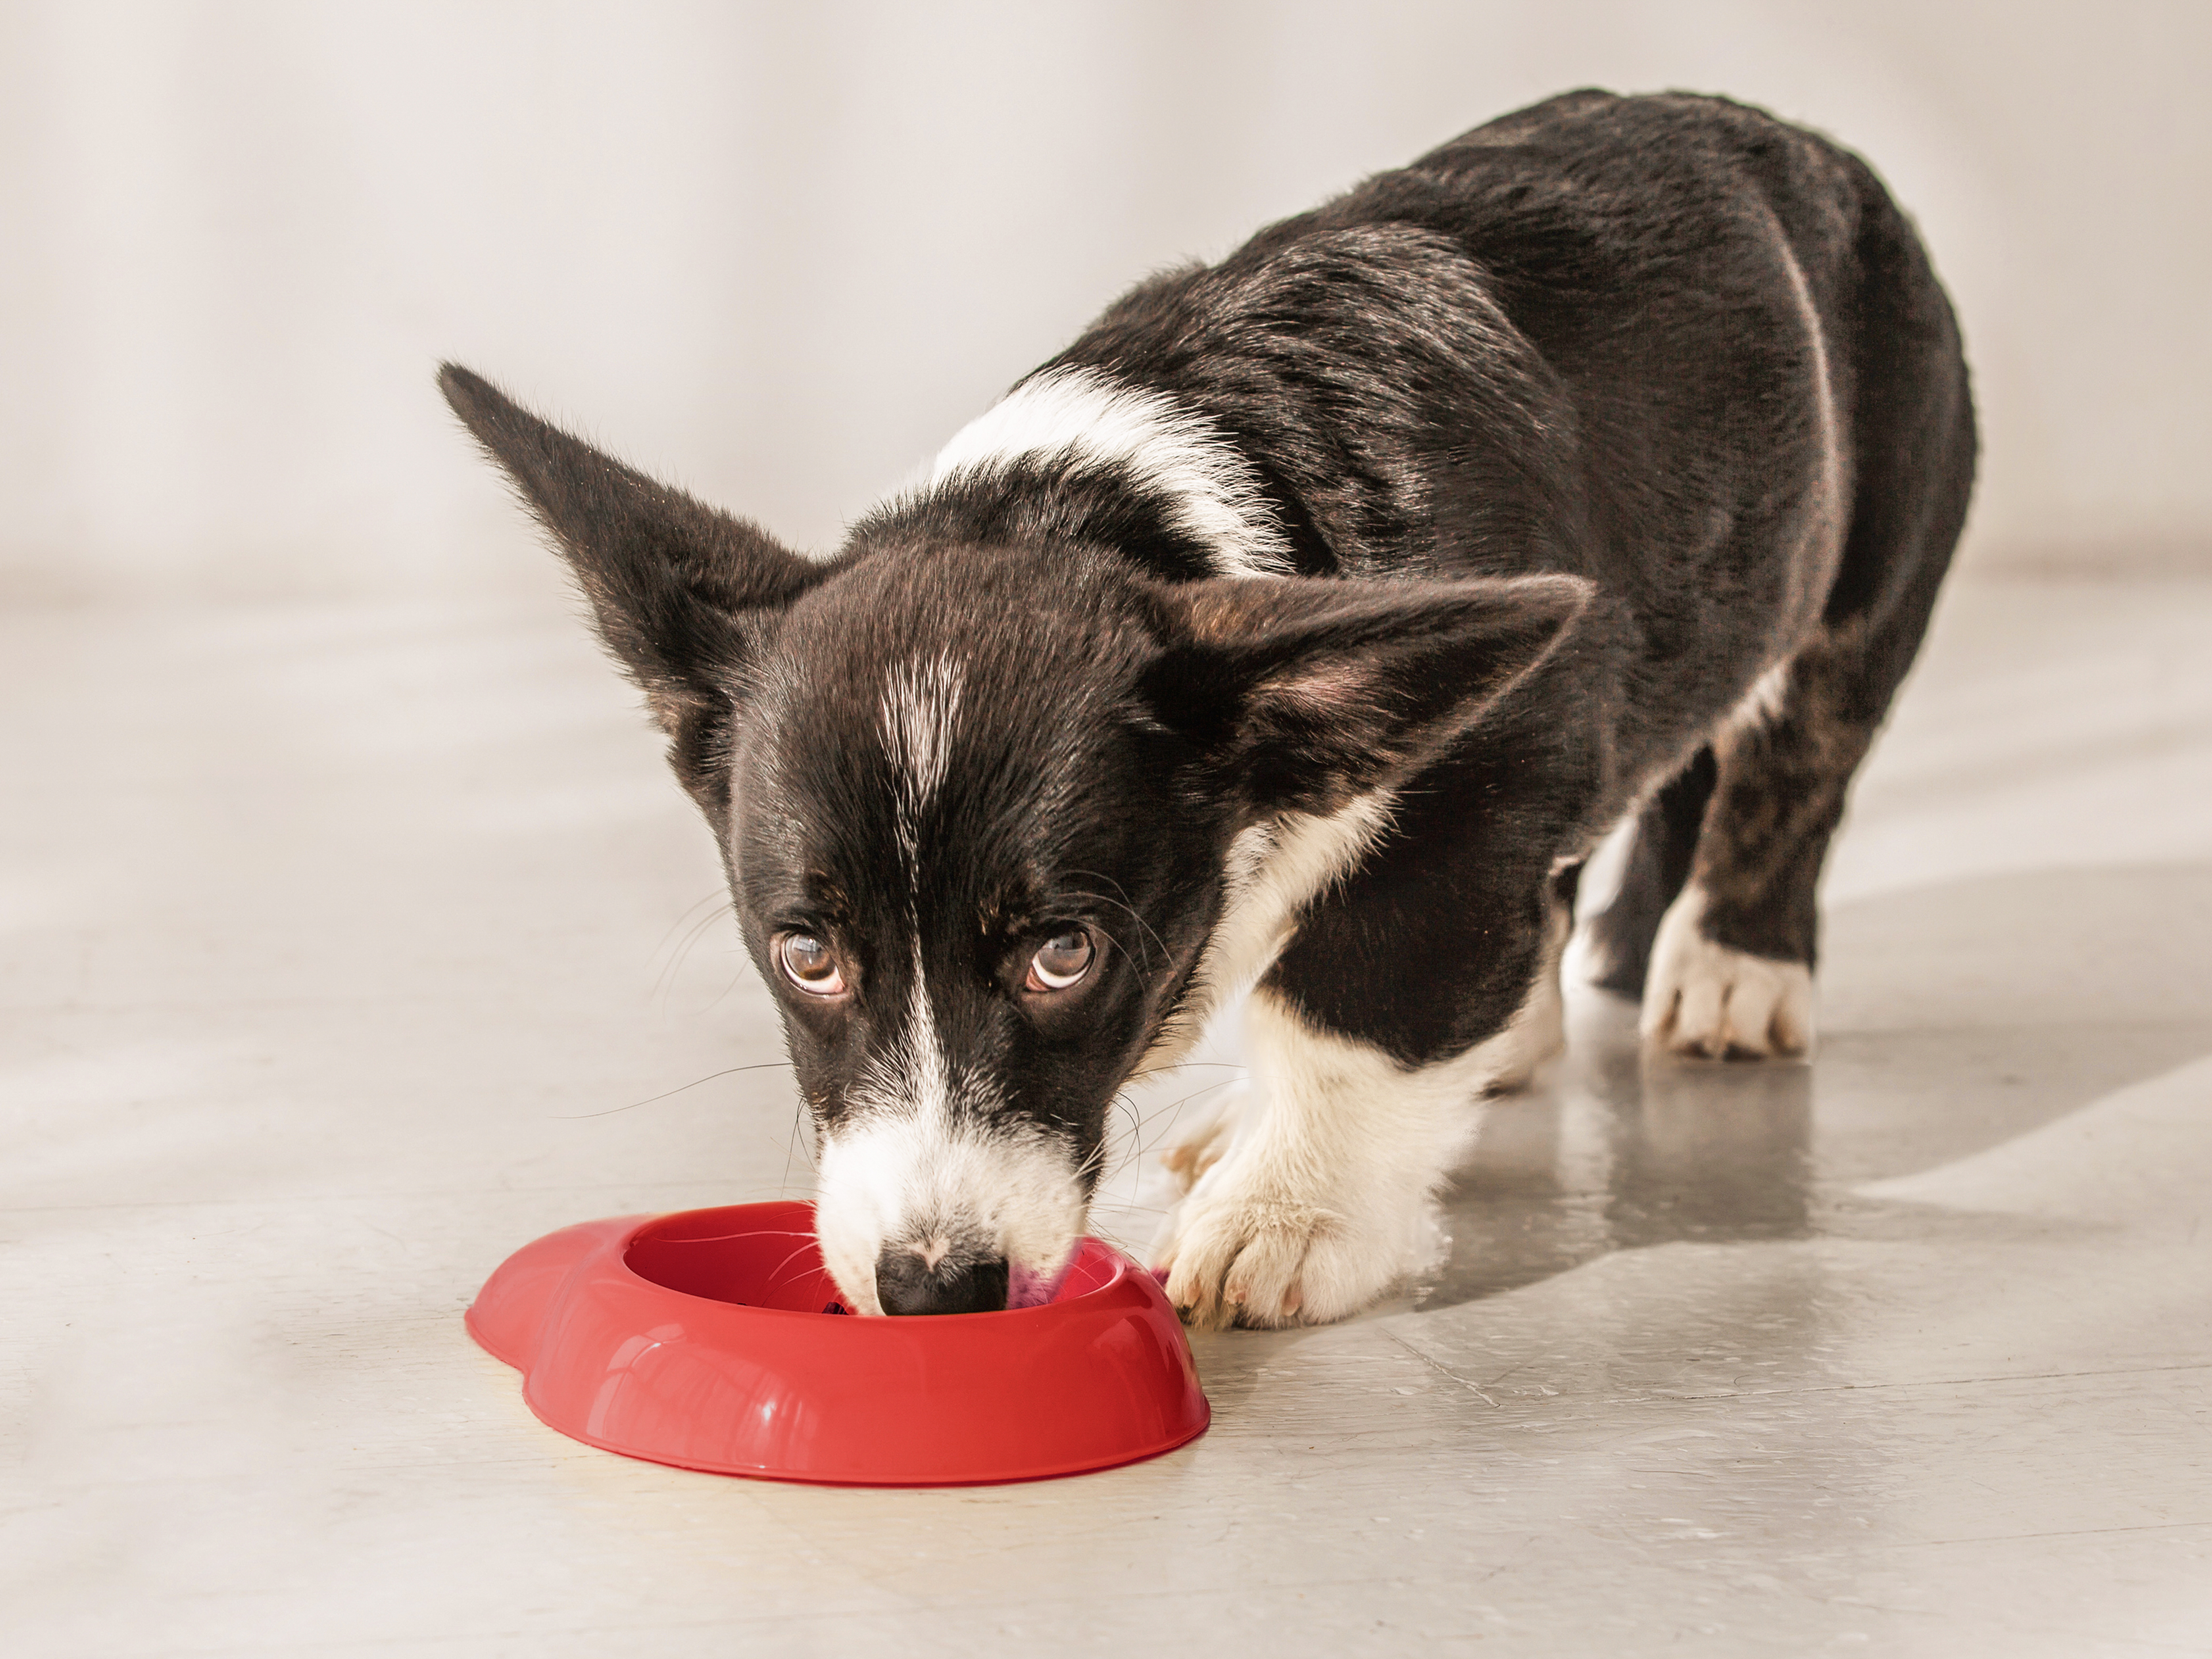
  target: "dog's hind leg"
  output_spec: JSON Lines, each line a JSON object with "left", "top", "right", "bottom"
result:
{"left": 1640, "top": 633, "right": 1872, "bottom": 1058}
{"left": 1643, "top": 162, "right": 1977, "bottom": 1058}
{"left": 1584, "top": 746, "right": 1717, "bottom": 1001}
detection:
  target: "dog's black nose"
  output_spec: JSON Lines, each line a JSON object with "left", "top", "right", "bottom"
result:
{"left": 875, "top": 1248, "right": 1009, "bottom": 1316}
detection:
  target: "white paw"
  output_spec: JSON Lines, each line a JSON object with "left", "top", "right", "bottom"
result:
{"left": 1154, "top": 1167, "right": 1404, "bottom": 1331}
{"left": 1641, "top": 884, "right": 1814, "bottom": 1058}
{"left": 1149, "top": 989, "right": 1467, "bottom": 1330}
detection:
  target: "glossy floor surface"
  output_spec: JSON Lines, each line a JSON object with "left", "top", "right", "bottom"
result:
{"left": 5, "top": 576, "right": 2210, "bottom": 1656}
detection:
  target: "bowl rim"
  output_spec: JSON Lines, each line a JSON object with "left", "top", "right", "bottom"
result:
{"left": 614, "top": 1202, "right": 1138, "bottom": 1327}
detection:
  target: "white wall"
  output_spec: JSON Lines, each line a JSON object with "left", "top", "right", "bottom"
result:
{"left": 2, "top": 0, "right": 2206, "bottom": 599}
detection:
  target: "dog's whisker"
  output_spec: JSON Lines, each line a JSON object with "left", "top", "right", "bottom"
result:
{"left": 1122, "top": 1062, "right": 1249, "bottom": 1084}
{"left": 550, "top": 1060, "right": 793, "bottom": 1120}
{"left": 1061, "top": 874, "right": 1169, "bottom": 968}
{"left": 1082, "top": 1075, "right": 1245, "bottom": 1195}
{"left": 1115, "top": 1085, "right": 1164, "bottom": 1171}
{"left": 650, "top": 898, "right": 734, "bottom": 1005}
{"left": 1063, "top": 870, "right": 1168, "bottom": 959}
{"left": 652, "top": 1227, "right": 818, "bottom": 1247}
{"left": 1063, "top": 903, "right": 1146, "bottom": 970}
{"left": 1126, "top": 1078, "right": 1238, "bottom": 1137}
{"left": 645, "top": 888, "right": 729, "bottom": 971}
{"left": 779, "top": 1094, "right": 818, "bottom": 1193}
{"left": 1078, "top": 920, "right": 1138, "bottom": 974}
{"left": 760, "top": 1239, "right": 825, "bottom": 1291}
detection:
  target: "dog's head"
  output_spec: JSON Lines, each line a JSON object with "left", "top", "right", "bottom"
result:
{"left": 442, "top": 365, "right": 1585, "bottom": 1313}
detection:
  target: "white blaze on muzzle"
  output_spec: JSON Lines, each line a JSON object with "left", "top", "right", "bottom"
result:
{"left": 812, "top": 930, "right": 1087, "bottom": 1315}
{"left": 813, "top": 1105, "right": 1090, "bottom": 1315}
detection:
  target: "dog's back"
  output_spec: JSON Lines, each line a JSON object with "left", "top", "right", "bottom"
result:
{"left": 1036, "top": 89, "right": 1971, "bottom": 812}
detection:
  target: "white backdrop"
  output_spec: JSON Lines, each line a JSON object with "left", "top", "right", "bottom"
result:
{"left": 3, "top": 0, "right": 2206, "bottom": 599}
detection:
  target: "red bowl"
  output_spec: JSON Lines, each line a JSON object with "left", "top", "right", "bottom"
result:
{"left": 466, "top": 1201, "right": 1209, "bottom": 1485}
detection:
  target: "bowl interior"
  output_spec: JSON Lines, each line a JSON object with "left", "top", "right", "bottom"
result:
{"left": 625, "top": 1209, "right": 845, "bottom": 1310}
{"left": 622, "top": 1206, "right": 1124, "bottom": 1315}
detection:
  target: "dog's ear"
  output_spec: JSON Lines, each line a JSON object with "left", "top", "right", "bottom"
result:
{"left": 439, "top": 363, "right": 825, "bottom": 816}
{"left": 1142, "top": 573, "right": 1593, "bottom": 813}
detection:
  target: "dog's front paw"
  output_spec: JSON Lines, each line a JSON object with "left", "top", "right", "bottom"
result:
{"left": 1155, "top": 1175, "right": 1402, "bottom": 1331}
{"left": 1642, "top": 888, "right": 1813, "bottom": 1058}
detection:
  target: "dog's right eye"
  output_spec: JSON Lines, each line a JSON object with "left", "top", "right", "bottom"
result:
{"left": 776, "top": 932, "right": 846, "bottom": 997}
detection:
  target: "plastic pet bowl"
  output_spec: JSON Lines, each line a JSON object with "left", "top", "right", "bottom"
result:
{"left": 466, "top": 1200, "right": 1209, "bottom": 1485}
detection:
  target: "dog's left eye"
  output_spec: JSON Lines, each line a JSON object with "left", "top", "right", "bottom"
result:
{"left": 1025, "top": 929, "right": 1095, "bottom": 993}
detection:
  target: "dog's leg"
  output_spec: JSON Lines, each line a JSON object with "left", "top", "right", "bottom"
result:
{"left": 1644, "top": 172, "right": 1976, "bottom": 1058}
{"left": 1639, "top": 641, "right": 1859, "bottom": 1058}
{"left": 1155, "top": 991, "right": 1474, "bottom": 1330}
{"left": 1157, "top": 857, "right": 1573, "bottom": 1198}
{"left": 1477, "top": 870, "right": 1573, "bottom": 1092}
{"left": 1584, "top": 747, "right": 1716, "bottom": 1001}
{"left": 1157, "top": 880, "right": 1569, "bottom": 1328}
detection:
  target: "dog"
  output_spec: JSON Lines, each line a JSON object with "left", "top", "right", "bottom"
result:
{"left": 441, "top": 89, "right": 1974, "bottom": 1328}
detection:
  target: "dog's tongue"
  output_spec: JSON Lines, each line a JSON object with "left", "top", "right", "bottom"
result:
{"left": 1006, "top": 1257, "right": 1075, "bottom": 1310}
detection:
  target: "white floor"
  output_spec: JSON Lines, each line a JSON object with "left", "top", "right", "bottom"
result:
{"left": 4, "top": 575, "right": 2210, "bottom": 1657}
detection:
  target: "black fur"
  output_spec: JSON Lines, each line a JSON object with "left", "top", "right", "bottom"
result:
{"left": 442, "top": 89, "right": 1974, "bottom": 1315}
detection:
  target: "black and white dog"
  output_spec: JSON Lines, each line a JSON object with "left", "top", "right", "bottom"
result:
{"left": 443, "top": 90, "right": 1973, "bottom": 1328}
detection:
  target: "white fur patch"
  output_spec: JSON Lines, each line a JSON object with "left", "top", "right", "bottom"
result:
{"left": 813, "top": 945, "right": 1088, "bottom": 1314}
{"left": 813, "top": 1109, "right": 1088, "bottom": 1317}
{"left": 1728, "top": 658, "right": 1794, "bottom": 731}
{"left": 878, "top": 654, "right": 965, "bottom": 863}
{"left": 1140, "top": 791, "right": 1398, "bottom": 1073}
{"left": 932, "top": 365, "right": 1294, "bottom": 578}
{"left": 1641, "top": 881, "right": 1815, "bottom": 1058}
{"left": 1154, "top": 979, "right": 1563, "bottom": 1330}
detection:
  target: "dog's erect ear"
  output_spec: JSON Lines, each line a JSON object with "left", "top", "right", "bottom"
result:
{"left": 1142, "top": 573, "right": 1593, "bottom": 813}
{"left": 439, "top": 363, "right": 825, "bottom": 815}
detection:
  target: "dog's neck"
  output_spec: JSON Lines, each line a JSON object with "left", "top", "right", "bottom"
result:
{"left": 918, "top": 364, "right": 1295, "bottom": 581}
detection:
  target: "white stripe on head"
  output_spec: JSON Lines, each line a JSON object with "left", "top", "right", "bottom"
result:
{"left": 932, "top": 365, "right": 1294, "bottom": 578}
{"left": 878, "top": 653, "right": 966, "bottom": 865}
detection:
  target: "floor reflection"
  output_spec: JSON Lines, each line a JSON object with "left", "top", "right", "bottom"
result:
{"left": 1414, "top": 863, "right": 2212, "bottom": 1312}
{"left": 1417, "top": 1025, "right": 1814, "bottom": 1310}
